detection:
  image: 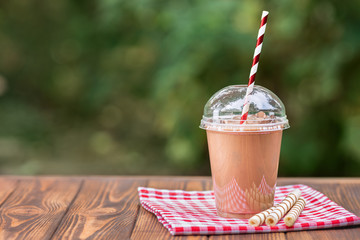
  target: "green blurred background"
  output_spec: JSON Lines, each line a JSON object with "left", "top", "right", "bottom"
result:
{"left": 0, "top": 0, "right": 359, "bottom": 176}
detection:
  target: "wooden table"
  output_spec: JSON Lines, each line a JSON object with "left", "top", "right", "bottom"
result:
{"left": 0, "top": 177, "right": 358, "bottom": 239}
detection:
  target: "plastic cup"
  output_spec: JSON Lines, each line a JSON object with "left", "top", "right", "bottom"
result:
{"left": 200, "top": 85, "right": 289, "bottom": 218}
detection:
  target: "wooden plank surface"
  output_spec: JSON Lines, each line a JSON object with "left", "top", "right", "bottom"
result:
{"left": 0, "top": 178, "right": 18, "bottom": 207}
{"left": 0, "top": 176, "right": 357, "bottom": 240}
{"left": 0, "top": 177, "right": 81, "bottom": 240}
{"left": 51, "top": 177, "right": 146, "bottom": 240}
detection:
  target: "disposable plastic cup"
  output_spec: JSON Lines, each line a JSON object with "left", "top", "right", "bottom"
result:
{"left": 200, "top": 85, "right": 289, "bottom": 218}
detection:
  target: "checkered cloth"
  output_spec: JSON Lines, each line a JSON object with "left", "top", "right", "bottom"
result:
{"left": 138, "top": 184, "right": 360, "bottom": 235}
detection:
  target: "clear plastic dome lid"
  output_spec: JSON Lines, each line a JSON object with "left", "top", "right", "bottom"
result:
{"left": 200, "top": 85, "right": 290, "bottom": 132}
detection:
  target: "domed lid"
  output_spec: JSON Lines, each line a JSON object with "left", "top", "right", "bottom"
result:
{"left": 199, "top": 85, "right": 289, "bottom": 132}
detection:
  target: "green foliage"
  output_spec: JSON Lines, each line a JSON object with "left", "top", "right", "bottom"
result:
{"left": 0, "top": 0, "right": 359, "bottom": 176}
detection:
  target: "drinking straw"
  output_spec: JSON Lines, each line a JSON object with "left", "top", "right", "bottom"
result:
{"left": 240, "top": 11, "right": 269, "bottom": 124}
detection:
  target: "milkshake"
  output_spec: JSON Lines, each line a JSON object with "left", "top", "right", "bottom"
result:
{"left": 200, "top": 85, "right": 289, "bottom": 218}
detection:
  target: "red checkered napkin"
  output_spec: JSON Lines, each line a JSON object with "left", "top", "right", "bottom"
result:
{"left": 138, "top": 184, "right": 360, "bottom": 235}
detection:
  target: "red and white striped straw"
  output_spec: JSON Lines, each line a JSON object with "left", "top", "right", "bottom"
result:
{"left": 240, "top": 11, "right": 269, "bottom": 123}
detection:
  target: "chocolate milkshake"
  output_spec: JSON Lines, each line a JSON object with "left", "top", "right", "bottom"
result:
{"left": 200, "top": 85, "right": 289, "bottom": 218}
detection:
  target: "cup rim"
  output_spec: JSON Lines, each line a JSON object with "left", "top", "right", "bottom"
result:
{"left": 199, "top": 116, "right": 290, "bottom": 133}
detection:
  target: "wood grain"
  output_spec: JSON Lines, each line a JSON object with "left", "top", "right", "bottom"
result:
{"left": 0, "top": 177, "right": 81, "bottom": 240}
{"left": 0, "top": 178, "right": 18, "bottom": 207}
{"left": 50, "top": 177, "right": 146, "bottom": 240}
{"left": 338, "top": 183, "right": 360, "bottom": 216}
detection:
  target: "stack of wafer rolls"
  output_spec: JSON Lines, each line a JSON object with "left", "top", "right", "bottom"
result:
{"left": 248, "top": 189, "right": 307, "bottom": 227}
{"left": 284, "top": 197, "right": 306, "bottom": 227}
{"left": 265, "top": 189, "right": 301, "bottom": 226}
{"left": 248, "top": 205, "right": 277, "bottom": 226}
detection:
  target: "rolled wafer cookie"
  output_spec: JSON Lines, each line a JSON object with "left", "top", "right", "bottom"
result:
{"left": 284, "top": 197, "right": 306, "bottom": 227}
{"left": 248, "top": 205, "right": 277, "bottom": 226}
{"left": 265, "top": 189, "right": 301, "bottom": 226}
